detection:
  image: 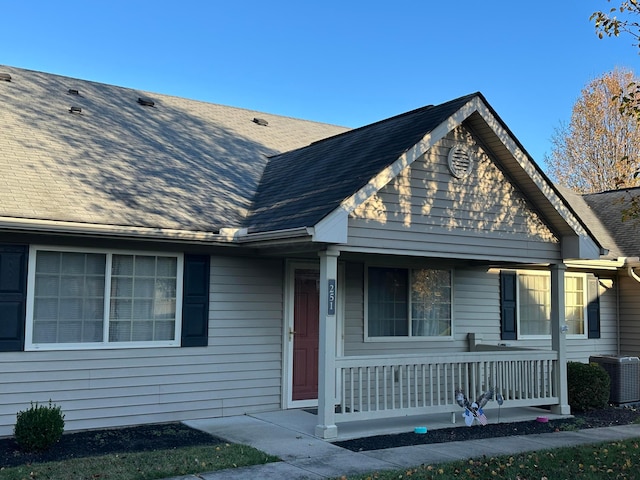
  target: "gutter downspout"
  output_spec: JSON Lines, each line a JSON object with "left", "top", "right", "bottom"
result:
{"left": 622, "top": 258, "right": 640, "bottom": 355}
{"left": 627, "top": 265, "right": 640, "bottom": 284}
{"left": 617, "top": 274, "right": 621, "bottom": 355}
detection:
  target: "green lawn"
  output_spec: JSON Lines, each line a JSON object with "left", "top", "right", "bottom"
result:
{"left": 3, "top": 430, "right": 640, "bottom": 480}
{"left": 338, "top": 437, "right": 640, "bottom": 480}
{"left": 0, "top": 442, "right": 279, "bottom": 480}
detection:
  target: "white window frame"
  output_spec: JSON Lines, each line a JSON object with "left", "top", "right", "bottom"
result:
{"left": 515, "top": 270, "right": 588, "bottom": 340}
{"left": 364, "top": 264, "right": 454, "bottom": 342}
{"left": 25, "top": 245, "right": 184, "bottom": 351}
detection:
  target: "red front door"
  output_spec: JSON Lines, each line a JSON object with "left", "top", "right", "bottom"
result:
{"left": 292, "top": 269, "right": 319, "bottom": 401}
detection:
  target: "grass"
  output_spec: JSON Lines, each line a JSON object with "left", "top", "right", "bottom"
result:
{"left": 337, "top": 437, "right": 640, "bottom": 479}
{"left": 0, "top": 442, "right": 278, "bottom": 480}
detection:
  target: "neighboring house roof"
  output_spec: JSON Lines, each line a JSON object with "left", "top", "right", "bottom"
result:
{"left": 582, "top": 188, "right": 640, "bottom": 258}
{"left": 0, "top": 65, "right": 348, "bottom": 234}
{"left": 555, "top": 185, "right": 624, "bottom": 260}
{"left": 551, "top": 185, "right": 640, "bottom": 261}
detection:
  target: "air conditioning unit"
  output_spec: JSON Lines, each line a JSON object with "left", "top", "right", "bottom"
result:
{"left": 589, "top": 355, "right": 640, "bottom": 404}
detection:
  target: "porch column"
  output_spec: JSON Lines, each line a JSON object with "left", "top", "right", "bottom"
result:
{"left": 550, "top": 263, "right": 571, "bottom": 415}
{"left": 315, "top": 248, "right": 340, "bottom": 439}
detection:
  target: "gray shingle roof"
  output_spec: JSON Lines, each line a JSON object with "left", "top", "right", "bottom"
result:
{"left": 247, "top": 94, "right": 478, "bottom": 233}
{"left": 5, "top": 66, "right": 598, "bottom": 252}
{"left": 555, "top": 185, "right": 623, "bottom": 260}
{"left": 0, "top": 65, "right": 348, "bottom": 233}
{"left": 582, "top": 188, "right": 640, "bottom": 258}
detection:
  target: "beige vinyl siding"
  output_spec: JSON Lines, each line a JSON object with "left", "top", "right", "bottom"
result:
{"left": 0, "top": 256, "right": 285, "bottom": 437}
{"left": 208, "top": 256, "right": 284, "bottom": 414}
{"left": 619, "top": 275, "right": 640, "bottom": 357}
{"left": 454, "top": 267, "right": 501, "bottom": 341}
{"left": 342, "top": 263, "right": 619, "bottom": 364}
{"left": 347, "top": 128, "right": 561, "bottom": 264}
{"left": 343, "top": 262, "right": 365, "bottom": 355}
{"left": 565, "top": 276, "right": 618, "bottom": 361}
{"left": 343, "top": 263, "right": 497, "bottom": 356}
{"left": 479, "top": 271, "right": 618, "bottom": 362}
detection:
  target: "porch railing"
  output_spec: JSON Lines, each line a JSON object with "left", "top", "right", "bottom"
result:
{"left": 334, "top": 350, "right": 559, "bottom": 422}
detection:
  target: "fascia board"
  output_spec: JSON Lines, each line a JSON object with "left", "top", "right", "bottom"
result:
{"left": 565, "top": 258, "right": 627, "bottom": 270}
{"left": 0, "top": 216, "right": 228, "bottom": 243}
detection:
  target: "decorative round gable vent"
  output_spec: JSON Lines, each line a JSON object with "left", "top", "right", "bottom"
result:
{"left": 447, "top": 145, "right": 474, "bottom": 178}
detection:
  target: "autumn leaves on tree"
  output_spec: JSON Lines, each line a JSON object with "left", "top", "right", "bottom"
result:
{"left": 545, "top": 69, "right": 640, "bottom": 193}
{"left": 543, "top": 1, "right": 640, "bottom": 211}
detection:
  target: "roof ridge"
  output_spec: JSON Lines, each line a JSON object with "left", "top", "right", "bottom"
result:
{"left": 0, "top": 64, "right": 347, "bottom": 130}
{"left": 264, "top": 92, "right": 481, "bottom": 160}
{"left": 307, "top": 92, "right": 480, "bottom": 146}
{"left": 583, "top": 186, "right": 640, "bottom": 197}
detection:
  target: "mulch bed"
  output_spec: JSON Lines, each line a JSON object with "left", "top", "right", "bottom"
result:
{"left": 0, "top": 422, "right": 225, "bottom": 469}
{"left": 333, "top": 406, "right": 640, "bottom": 452}
{"left": 2, "top": 407, "right": 639, "bottom": 468}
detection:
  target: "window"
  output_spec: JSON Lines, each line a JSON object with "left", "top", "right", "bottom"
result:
{"left": 516, "top": 271, "right": 586, "bottom": 337}
{"left": 367, "top": 266, "right": 451, "bottom": 339}
{"left": 26, "top": 247, "right": 183, "bottom": 350}
{"left": 519, "top": 273, "right": 551, "bottom": 335}
{"left": 564, "top": 275, "right": 586, "bottom": 335}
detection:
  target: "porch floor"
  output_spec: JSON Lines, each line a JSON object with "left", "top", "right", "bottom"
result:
{"left": 249, "top": 406, "right": 570, "bottom": 441}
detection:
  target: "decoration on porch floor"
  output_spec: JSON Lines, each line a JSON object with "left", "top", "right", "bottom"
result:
{"left": 455, "top": 388, "right": 503, "bottom": 426}
{"left": 496, "top": 391, "right": 504, "bottom": 423}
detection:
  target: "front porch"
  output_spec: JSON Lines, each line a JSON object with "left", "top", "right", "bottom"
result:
{"left": 313, "top": 252, "right": 571, "bottom": 439}
{"left": 314, "top": 348, "right": 563, "bottom": 438}
{"left": 241, "top": 405, "right": 571, "bottom": 442}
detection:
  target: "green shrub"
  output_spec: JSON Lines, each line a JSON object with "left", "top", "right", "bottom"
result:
{"left": 14, "top": 400, "right": 65, "bottom": 452}
{"left": 567, "top": 361, "right": 610, "bottom": 412}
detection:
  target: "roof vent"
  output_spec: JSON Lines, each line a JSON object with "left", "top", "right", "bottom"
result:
{"left": 69, "top": 106, "right": 82, "bottom": 114}
{"left": 252, "top": 117, "right": 268, "bottom": 127}
{"left": 137, "top": 97, "right": 155, "bottom": 107}
{"left": 0, "top": 73, "right": 11, "bottom": 82}
{"left": 447, "top": 145, "right": 474, "bottom": 179}
{"left": 68, "top": 88, "right": 80, "bottom": 96}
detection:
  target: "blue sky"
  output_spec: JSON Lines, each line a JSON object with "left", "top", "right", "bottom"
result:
{"left": 1, "top": 1, "right": 638, "bottom": 171}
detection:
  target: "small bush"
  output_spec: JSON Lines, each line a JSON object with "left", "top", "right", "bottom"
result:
{"left": 567, "top": 361, "right": 610, "bottom": 412}
{"left": 14, "top": 400, "right": 65, "bottom": 452}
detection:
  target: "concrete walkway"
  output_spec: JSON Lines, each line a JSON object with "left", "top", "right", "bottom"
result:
{"left": 164, "top": 409, "right": 640, "bottom": 480}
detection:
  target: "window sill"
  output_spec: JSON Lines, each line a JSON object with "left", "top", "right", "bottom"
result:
{"left": 25, "top": 341, "right": 181, "bottom": 351}
{"left": 364, "top": 335, "right": 454, "bottom": 343}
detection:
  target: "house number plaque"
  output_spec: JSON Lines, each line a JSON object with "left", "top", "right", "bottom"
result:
{"left": 328, "top": 279, "right": 336, "bottom": 316}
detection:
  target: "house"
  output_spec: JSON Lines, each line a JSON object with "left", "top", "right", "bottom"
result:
{"left": 560, "top": 187, "right": 640, "bottom": 359}
{"left": 0, "top": 65, "right": 631, "bottom": 440}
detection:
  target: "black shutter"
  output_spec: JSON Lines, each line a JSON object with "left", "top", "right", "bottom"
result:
{"left": 181, "top": 254, "right": 210, "bottom": 347}
{"left": 587, "top": 274, "right": 600, "bottom": 339}
{"left": 500, "top": 271, "right": 517, "bottom": 340}
{"left": 0, "top": 245, "right": 27, "bottom": 352}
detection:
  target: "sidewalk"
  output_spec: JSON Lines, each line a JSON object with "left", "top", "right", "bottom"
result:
{"left": 164, "top": 410, "right": 640, "bottom": 480}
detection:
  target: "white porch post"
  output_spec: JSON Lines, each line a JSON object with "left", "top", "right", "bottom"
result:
{"left": 315, "top": 248, "right": 339, "bottom": 439}
{"left": 550, "top": 263, "right": 571, "bottom": 414}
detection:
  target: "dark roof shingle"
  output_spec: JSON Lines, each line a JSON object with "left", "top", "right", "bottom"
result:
{"left": 247, "top": 94, "right": 478, "bottom": 232}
